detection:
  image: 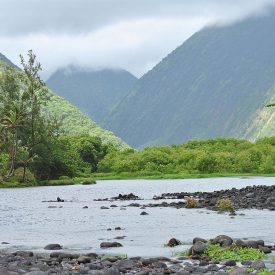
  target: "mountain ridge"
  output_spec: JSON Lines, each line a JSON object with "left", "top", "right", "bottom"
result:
{"left": 46, "top": 66, "right": 137, "bottom": 124}
{"left": 104, "top": 11, "right": 275, "bottom": 148}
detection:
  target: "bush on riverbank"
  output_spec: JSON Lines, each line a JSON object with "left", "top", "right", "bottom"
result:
{"left": 97, "top": 137, "right": 275, "bottom": 176}
{"left": 216, "top": 198, "right": 234, "bottom": 212}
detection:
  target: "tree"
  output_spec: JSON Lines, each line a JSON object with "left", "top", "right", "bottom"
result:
{"left": 19, "top": 50, "right": 47, "bottom": 152}
{"left": 0, "top": 103, "right": 27, "bottom": 176}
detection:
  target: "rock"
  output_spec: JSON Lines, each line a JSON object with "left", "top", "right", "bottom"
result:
{"left": 100, "top": 206, "right": 109, "bottom": 209}
{"left": 77, "top": 256, "right": 91, "bottom": 264}
{"left": 83, "top": 206, "right": 88, "bottom": 209}
{"left": 14, "top": 251, "right": 34, "bottom": 257}
{"left": 221, "top": 259, "right": 236, "bottom": 266}
{"left": 229, "top": 267, "right": 249, "bottom": 275}
{"left": 235, "top": 239, "right": 247, "bottom": 248}
{"left": 24, "top": 272, "right": 46, "bottom": 275}
{"left": 116, "top": 259, "right": 135, "bottom": 269}
{"left": 251, "top": 260, "right": 265, "bottom": 270}
{"left": 259, "top": 246, "right": 272, "bottom": 253}
{"left": 245, "top": 240, "right": 258, "bottom": 249}
{"left": 212, "top": 235, "right": 233, "bottom": 246}
{"left": 100, "top": 242, "right": 123, "bottom": 248}
{"left": 241, "top": 260, "right": 252, "bottom": 266}
{"left": 167, "top": 238, "right": 181, "bottom": 247}
{"left": 140, "top": 211, "right": 149, "bottom": 215}
{"left": 1, "top": 241, "right": 9, "bottom": 244}
{"left": 104, "top": 268, "right": 121, "bottom": 275}
{"left": 192, "top": 241, "right": 208, "bottom": 255}
{"left": 193, "top": 237, "right": 207, "bottom": 244}
{"left": 115, "top": 227, "right": 122, "bottom": 230}
{"left": 44, "top": 243, "right": 62, "bottom": 250}
{"left": 49, "top": 252, "right": 77, "bottom": 259}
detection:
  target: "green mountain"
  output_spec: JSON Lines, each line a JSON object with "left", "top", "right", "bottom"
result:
{"left": 105, "top": 11, "right": 275, "bottom": 148}
{"left": 0, "top": 58, "right": 129, "bottom": 149}
{"left": 46, "top": 66, "right": 137, "bottom": 123}
{"left": 0, "top": 53, "right": 18, "bottom": 68}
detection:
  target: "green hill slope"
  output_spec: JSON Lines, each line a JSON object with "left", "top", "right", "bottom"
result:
{"left": 0, "top": 59, "right": 129, "bottom": 149}
{"left": 46, "top": 66, "right": 137, "bottom": 124}
{"left": 105, "top": 11, "right": 275, "bottom": 148}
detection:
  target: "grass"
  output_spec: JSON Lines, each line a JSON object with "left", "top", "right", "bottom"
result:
{"left": 0, "top": 177, "right": 96, "bottom": 188}
{"left": 92, "top": 172, "right": 275, "bottom": 181}
{"left": 203, "top": 244, "right": 265, "bottom": 261}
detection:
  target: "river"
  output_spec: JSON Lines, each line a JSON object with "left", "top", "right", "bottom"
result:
{"left": 0, "top": 177, "right": 274, "bottom": 257}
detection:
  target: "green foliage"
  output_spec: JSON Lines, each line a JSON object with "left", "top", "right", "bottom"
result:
{"left": 98, "top": 138, "right": 275, "bottom": 176}
{"left": 203, "top": 244, "right": 265, "bottom": 261}
{"left": 216, "top": 198, "right": 234, "bottom": 212}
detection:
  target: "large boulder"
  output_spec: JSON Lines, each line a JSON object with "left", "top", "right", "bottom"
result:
{"left": 192, "top": 241, "right": 208, "bottom": 255}
{"left": 212, "top": 235, "right": 233, "bottom": 247}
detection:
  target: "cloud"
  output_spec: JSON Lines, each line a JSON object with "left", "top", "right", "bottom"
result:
{"left": 0, "top": 0, "right": 274, "bottom": 79}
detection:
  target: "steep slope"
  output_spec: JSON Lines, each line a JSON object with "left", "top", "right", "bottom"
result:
{"left": 0, "top": 53, "right": 19, "bottom": 69}
{"left": 46, "top": 66, "right": 137, "bottom": 123}
{"left": 0, "top": 59, "right": 129, "bottom": 149}
{"left": 105, "top": 11, "right": 275, "bottom": 148}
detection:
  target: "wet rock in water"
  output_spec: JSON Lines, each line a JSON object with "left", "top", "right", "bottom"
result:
{"left": 112, "top": 193, "right": 141, "bottom": 201}
{"left": 115, "top": 227, "right": 122, "bottom": 230}
{"left": 191, "top": 241, "right": 208, "bottom": 255}
{"left": 114, "top": 236, "right": 126, "bottom": 240}
{"left": 101, "top": 206, "right": 109, "bottom": 209}
{"left": 193, "top": 237, "right": 207, "bottom": 244}
{"left": 235, "top": 239, "right": 247, "bottom": 248}
{"left": 110, "top": 205, "right": 118, "bottom": 207}
{"left": 83, "top": 206, "right": 88, "bottom": 209}
{"left": 251, "top": 260, "right": 265, "bottom": 270}
{"left": 140, "top": 211, "right": 149, "bottom": 215}
{"left": 107, "top": 228, "right": 112, "bottom": 231}
{"left": 1, "top": 241, "right": 9, "bottom": 244}
{"left": 212, "top": 235, "right": 233, "bottom": 246}
{"left": 245, "top": 240, "right": 258, "bottom": 249}
{"left": 167, "top": 238, "right": 181, "bottom": 247}
{"left": 57, "top": 197, "right": 64, "bottom": 202}
{"left": 259, "top": 245, "right": 272, "bottom": 253}
{"left": 50, "top": 252, "right": 77, "bottom": 259}
{"left": 44, "top": 243, "right": 62, "bottom": 250}
{"left": 100, "top": 242, "right": 123, "bottom": 248}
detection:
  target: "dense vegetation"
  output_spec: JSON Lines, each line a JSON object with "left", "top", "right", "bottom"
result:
{"left": 105, "top": 11, "right": 275, "bottom": 148}
{"left": 0, "top": 52, "right": 119, "bottom": 184}
{"left": 97, "top": 137, "right": 275, "bottom": 176}
{"left": 46, "top": 66, "right": 137, "bottom": 124}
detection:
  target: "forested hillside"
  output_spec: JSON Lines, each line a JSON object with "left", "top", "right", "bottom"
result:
{"left": 46, "top": 66, "right": 137, "bottom": 123}
{"left": 105, "top": 11, "right": 275, "bottom": 148}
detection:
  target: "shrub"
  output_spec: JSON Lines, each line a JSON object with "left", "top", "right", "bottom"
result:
{"left": 185, "top": 197, "right": 199, "bottom": 208}
{"left": 216, "top": 198, "right": 234, "bottom": 211}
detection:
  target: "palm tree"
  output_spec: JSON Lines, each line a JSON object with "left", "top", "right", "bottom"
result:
{"left": 0, "top": 104, "right": 27, "bottom": 177}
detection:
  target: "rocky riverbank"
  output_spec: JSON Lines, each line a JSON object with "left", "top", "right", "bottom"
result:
{"left": 113, "top": 185, "right": 275, "bottom": 211}
{"left": 1, "top": 235, "right": 275, "bottom": 275}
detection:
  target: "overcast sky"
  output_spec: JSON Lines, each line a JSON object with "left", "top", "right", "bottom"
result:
{"left": 0, "top": 0, "right": 275, "bottom": 79}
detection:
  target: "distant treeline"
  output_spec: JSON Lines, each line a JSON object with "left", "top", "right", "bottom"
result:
{"left": 98, "top": 137, "right": 275, "bottom": 175}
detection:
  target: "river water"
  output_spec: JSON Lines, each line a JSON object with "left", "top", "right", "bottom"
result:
{"left": 0, "top": 177, "right": 274, "bottom": 257}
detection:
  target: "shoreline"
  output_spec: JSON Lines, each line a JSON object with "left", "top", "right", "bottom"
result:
{"left": 1, "top": 235, "right": 274, "bottom": 274}
{"left": 0, "top": 173, "right": 274, "bottom": 189}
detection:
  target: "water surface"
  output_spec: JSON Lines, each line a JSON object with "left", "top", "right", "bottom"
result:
{"left": 0, "top": 177, "right": 274, "bottom": 257}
